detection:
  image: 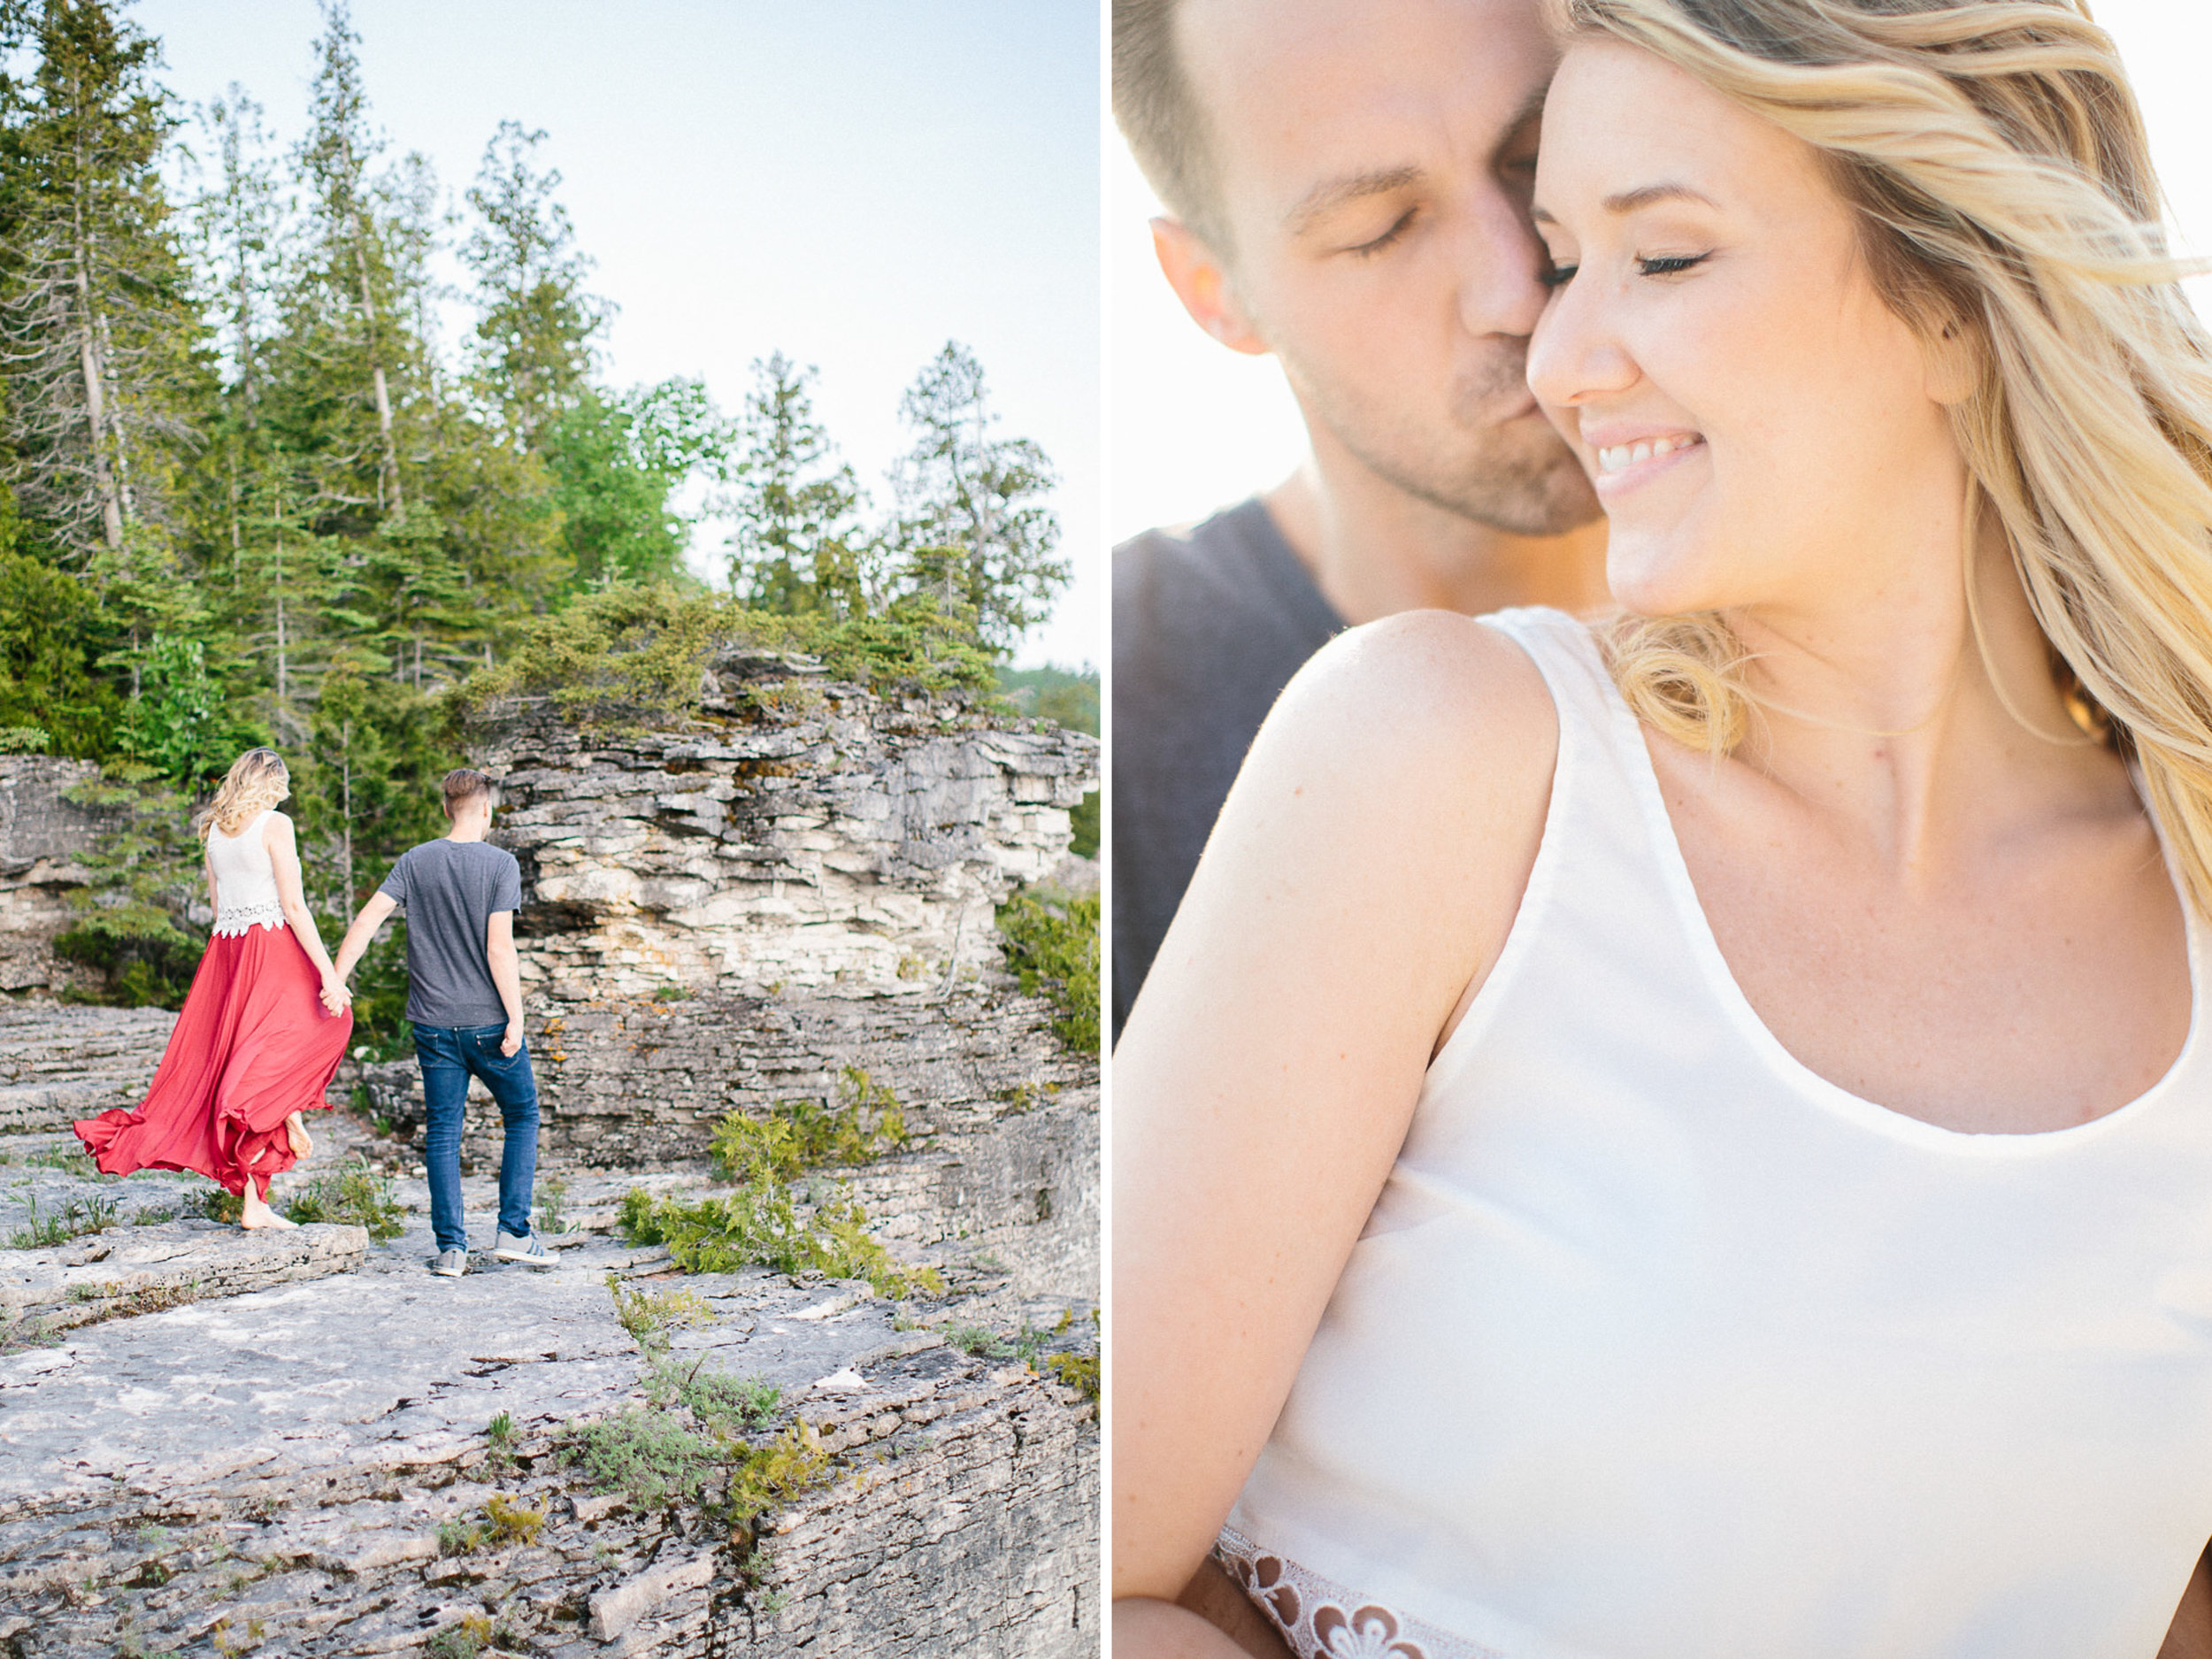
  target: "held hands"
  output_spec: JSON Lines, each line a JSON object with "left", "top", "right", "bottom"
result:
{"left": 319, "top": 972, "right": 353, "bottom": 1017}
{"left": 501, "top": 1018, "right": 524, "bottom": 1057}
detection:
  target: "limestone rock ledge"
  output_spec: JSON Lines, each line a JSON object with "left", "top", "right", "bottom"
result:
{"left": 0, "top": 1002, "right": 172, "bottom": 1133}
{"left": 0, "top": 1217, "right": 367, "bottom": 1336}
{"left": 357, "top": 985, "right": 1098, "bottom": 1299}
{"left": 0, "top": 1238, "right": 1097, "bottom": 1657}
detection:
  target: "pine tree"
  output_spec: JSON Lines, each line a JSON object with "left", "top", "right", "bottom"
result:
{"left": 0, "top": 0, "right": 210, "bottom": 567}
{"left": 273, "top": 0, "right": 419, "bottom": 525}
{"left": 887, "top": 342, "right": 1068, "bottom": 652}
{"left": 726, "top": 352, "right": 867, "bottom": 617}
{"left": 463, "top": 120, "right": 603, "bottom": 449}
{"left": 186, "top": 85, "right": 280, "bottom": 431}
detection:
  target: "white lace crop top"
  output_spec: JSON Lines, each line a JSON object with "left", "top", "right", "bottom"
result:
{"left": 206, "top": 807, "right": 285, "bottom": 936}
{"left": 1222, "top": 607, "right": 2212, "bottom": 1659}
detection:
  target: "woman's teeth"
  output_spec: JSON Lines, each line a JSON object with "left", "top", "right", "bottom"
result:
{"left": 1594, "top": 434, "right": 1701, "bottom": 475}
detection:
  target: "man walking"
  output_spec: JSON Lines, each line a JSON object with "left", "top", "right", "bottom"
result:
{"left": 1111, "top": 0, "right": 1611, "bottom": 1035}
{"left": 331, "top": 767, "right": 551, "bottom": 1277}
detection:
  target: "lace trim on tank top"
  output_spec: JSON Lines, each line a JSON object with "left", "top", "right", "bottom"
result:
{"left": 211, "top": 901, "right": 286, "bottom": 937}
{"left": 1216, "top": 1526, "right": 1505, "bottom": 1659}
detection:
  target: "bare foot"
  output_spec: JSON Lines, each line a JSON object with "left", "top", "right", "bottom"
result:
{"left": 286, "top": 1112, "right": 313, "bottom": 1159}
{"left": 241, "top": 1192, "right": 298, "bottom": 1231}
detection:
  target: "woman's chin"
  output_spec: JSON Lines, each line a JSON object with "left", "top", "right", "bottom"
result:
{"left": 1605, "top": 549, "right": 1719, "bottom": 619}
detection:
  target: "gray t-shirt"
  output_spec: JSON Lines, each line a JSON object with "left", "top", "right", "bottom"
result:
{"left": 378, "top": 838, "right": 525, "bottom": 1028}
{"left": 1112, "top": 498, "right": 1345, "bottom": 1038}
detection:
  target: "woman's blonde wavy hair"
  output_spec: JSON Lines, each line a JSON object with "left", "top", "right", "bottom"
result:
{"left": 1559, "top": 0, "right": 2212, "bottom": 917}
{"left": 193, "top": 749, "right": 290, "bottom": 841}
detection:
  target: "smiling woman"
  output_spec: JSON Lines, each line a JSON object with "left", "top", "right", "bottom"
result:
{"left": 1111, "top": 1, "right": 2212, "bottom": 1655}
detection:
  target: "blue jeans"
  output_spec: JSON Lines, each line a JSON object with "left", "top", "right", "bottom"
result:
{"left": 415, "top": 1023, "right": 539, "bottom": 1254}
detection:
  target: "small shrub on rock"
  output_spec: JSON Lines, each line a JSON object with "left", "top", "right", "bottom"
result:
{"left": 281, "top": 1157, "right": 405, "bottom": 1240}
{"left": 557, "top": 1407, "right": 723, "bottom": 1509}
{"left": 556, "top": 1405, "right": 832, "bottom": 1526}
{"left": 646, "top": 1354, "right": 780, "bottom": 1432}
{"left": 996, "top": 887, "right": 1100, "bottom": 1055}
{"left": 426, "top": 1615, "right": 493, "bottom": 1659}
{"left": 708, "top": 1070, "right": 909, "bottom": 1185}
{"left": 1048, "top": 1351, "right": 1100, "bottom": 1403}
{"left": 617, "top": 1184, "right": 941, "bottom": 1301}
{"left": 605, "top": 1273, "right": 715, "bottom": 1355}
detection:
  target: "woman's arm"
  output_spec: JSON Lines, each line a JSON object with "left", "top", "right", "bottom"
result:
{"left": 1112, "top": 612, "right": 1558, "bottom": 1644}
{"left": 204, "top": 852, "right": 218, "bottom": 918}
{"left": 265, "top": 814, "right": 344, "bottom": 997}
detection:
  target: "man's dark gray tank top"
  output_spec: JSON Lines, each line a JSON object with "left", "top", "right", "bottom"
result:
{"left": 1112, "top": 498, "right": 1345, "bottom": 1037}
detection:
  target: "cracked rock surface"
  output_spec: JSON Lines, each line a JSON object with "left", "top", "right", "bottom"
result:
{"left": 0, "top": 1003, "right": 170, "bottom": 1132}
{"left": 0, "top": 1105, "right": 1096, "bottom": 1657}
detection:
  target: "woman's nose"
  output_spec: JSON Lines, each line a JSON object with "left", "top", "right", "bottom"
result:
{"left": 1526, "top": 268, "right": 1640, "bottom": 412}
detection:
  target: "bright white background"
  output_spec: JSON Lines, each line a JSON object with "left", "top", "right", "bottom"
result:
{"left": 1106, "top": 0, "right": 2212, "bottom": 548}
{"left": 137, "top": 0, "right": 1102, "bottom": 672}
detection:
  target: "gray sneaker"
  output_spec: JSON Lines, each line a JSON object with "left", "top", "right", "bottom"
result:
{"left": 430, "top": 1248, "right": 468, "bottom": 1278}
{"left": 494, "top": 1229, "right": 555, "bottom": 1268}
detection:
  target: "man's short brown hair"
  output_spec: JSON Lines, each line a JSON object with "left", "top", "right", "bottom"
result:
{"left": 1114, "top": 0, "right": 1229, "bottom": 253}
{"left": 441, "top": 767, "right": 495, "bottom": 818}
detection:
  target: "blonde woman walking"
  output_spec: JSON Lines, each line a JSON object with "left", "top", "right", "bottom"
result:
{"left": 1117, "top": 0, "right": 2212, "bottom": 1653}
{"left": 76, "top": 749, "right": 353, "bottom": 1230}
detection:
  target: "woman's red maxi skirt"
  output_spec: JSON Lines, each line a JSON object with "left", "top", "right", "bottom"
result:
{"left": 75, "top": 924, "right": 353, "bottom": 1197}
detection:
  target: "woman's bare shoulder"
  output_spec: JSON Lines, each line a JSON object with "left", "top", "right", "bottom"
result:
{"left": 1237, "top": 607, "right": 1560, "bottom": 870}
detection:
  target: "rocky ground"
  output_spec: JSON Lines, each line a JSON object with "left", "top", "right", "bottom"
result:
{"left": 0, "top": 1027, "right": 1098, "bottom": 1658}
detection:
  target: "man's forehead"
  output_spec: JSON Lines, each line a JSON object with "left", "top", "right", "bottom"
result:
{"left": 1181, "top": 0, "right": 1556, "bottom": 201}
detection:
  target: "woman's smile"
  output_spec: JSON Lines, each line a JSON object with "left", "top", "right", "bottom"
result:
{"left": 1582, "top": 426, "right": 1706, "bottom": 497}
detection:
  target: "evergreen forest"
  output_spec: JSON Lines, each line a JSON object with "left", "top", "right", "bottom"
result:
{"left": 0, "top": 0, "right": 1092, "bottom": 1033}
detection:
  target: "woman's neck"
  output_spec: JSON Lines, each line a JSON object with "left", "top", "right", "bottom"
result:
{"left": 1716, "top": 524, "right": 2123, "bottom": 875}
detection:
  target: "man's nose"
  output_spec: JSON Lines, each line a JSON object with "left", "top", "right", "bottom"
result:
{"left": 1453, "top": 180, "right": 1553, "bottom": 341}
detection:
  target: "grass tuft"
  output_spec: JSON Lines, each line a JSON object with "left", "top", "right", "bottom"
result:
{"left": 6, "top": 1192, "right": 118, "bottom": 1249}
{"left": 281, "top": 1156, "right": 405, "bottom": 1241}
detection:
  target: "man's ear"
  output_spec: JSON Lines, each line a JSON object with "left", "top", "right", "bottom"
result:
{"left": 1151, "top": 217, "right": 1269, "bottom": 357}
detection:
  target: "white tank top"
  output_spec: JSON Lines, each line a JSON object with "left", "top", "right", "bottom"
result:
{"left": 1223, "top": 607, "right": 2212, "bottom": 1659}
{"left": 206, "top": 807, "right": 285, "bottom": 936}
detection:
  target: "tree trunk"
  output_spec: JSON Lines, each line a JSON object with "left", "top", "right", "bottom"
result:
{"left": 274, "top": 511, "right": 288, "bottom": 703}
{"left": 340, "top": 725, "right": 355, "bottom": 917}
{"left": 340, "top": 134, "right": 403, "bottom": 516}
{"left": 68, "top": 90, "right": 124, "bottom": 550}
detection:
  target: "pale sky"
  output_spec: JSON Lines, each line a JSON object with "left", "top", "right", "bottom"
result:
{"left": 1108, "top": 0, "right": 2212, "bottom": 546}
{"left": 135, "top": 0, "right": 1102, "bottom": 671}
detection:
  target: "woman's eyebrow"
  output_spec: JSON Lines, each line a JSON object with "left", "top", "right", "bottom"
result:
{"left": 1601, "top": 180, "right": 1719, "bottom": 214}
{"left": 1532, "top": 180, "right": 1718, "bottom": 227}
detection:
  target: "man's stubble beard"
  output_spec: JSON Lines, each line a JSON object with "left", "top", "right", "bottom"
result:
{"left": 1281, "top": 336, "right": 1601, "bottom": 538}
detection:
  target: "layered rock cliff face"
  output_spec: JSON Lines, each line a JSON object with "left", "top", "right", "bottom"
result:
{"left": 362, "top": 647, "right": 1101, "bottom": 1298}
{"left": 0, "top": 759, "right": 108, "bottom": 996}
{"left": 475, "top": 648, "right": 1093, "bottom": 1003}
